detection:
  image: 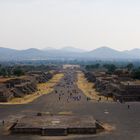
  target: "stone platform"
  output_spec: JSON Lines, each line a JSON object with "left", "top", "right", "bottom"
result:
{"left": 10, "top": 114, "right": 103, "bottom": 136}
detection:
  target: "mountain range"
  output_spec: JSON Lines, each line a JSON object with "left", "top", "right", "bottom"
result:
{"left": 0, "top": 46, "right": 140, "bottom": 61}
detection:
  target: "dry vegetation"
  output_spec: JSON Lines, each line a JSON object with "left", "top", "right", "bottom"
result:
{"left": 77, "top": 71, "right": 113, "bottom": 102}
{"left": 102, "top": 123, "right": 116, "bottom": 132}
{"left": 0, "top": 76, "right": 26, "bottom": 83}
{"left": 0, "top": 73, "right": 64, "bottom": 105}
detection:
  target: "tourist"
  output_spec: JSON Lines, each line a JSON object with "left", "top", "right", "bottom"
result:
{"left": 128, "top": 105, "right": 130, "bottom": 109}
{"left": 2, "top": 120, "right": 4, "bottom": 126}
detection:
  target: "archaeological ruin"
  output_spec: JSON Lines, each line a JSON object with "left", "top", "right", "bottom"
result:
{"left": 84, "top": 70, "right": 140, "bottom": 102}
{"left": 0, "top": 72, "right": 54, "bottom": 102}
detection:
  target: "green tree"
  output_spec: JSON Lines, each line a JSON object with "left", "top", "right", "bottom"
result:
{"left": 132, "top": 68, "right": 140, "bottom": 79}
{"left": 0, "top": 68, "right": 8, "bottom": 77}
{"left": 103, "top": 64, "right": 116, "bottom": 74}
{"left": 13, "top": 67, "right": 25, "bottom": 76}
{"left": 85, "top": 63, "right": 100, "bottom": 70}
{"left": 126, "top": 63, "right": 134, "bottom": 71}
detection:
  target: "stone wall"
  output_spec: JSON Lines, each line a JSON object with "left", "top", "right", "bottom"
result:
{"left": 85, "top": 70, "right": 140, "bottom": 102}
{"left": 0, "top": 71, "right": 54, "bottom": 102}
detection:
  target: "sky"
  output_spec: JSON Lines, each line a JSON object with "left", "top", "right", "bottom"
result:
{"left": 0, "top": 0, "right": 140, "bottom": 51}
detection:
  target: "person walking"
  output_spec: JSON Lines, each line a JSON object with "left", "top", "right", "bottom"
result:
{"left": 128, "top": 105, "right": 130, "bottom": 109}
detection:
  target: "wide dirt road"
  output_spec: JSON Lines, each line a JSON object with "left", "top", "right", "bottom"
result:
{"left": 0, "top": 69, "right": 140, "bottom": 140}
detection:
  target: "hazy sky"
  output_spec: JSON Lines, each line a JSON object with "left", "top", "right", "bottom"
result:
{"left": 0, "top": 0, "right": 140, "bottom": 51}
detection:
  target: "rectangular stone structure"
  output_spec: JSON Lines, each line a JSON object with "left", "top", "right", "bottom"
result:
{"left": 11, "top": 114, "right": 99, "bottom": 136}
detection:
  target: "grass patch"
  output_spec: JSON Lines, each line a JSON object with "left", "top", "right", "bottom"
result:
{"left": 0, "top": 73, "right": 64, "bottom": 105}
{"left": 77, "top": 71, "right": 113, "bottom": 102}
{"left": 58, "top": 111, "right": 73, "bottom": 115}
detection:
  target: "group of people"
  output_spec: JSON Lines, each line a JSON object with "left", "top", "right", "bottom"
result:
{"left": 54, "top": 71, "right": 83, "bottom": 103}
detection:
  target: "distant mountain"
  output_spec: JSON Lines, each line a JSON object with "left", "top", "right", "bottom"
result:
{"left": 123, "top": 48, "right": 140, "bottom": 58}
{"left": 43, "top": 46, "right": 84, "bottom": 53}
{"left": 88, "top": 46, "right": 121, "bottom": 56}
{"left": 59, "top": 47, "right": 84, "bottom": 53}
{"left": 0, "top": 47, "right": 18, "bottom": 60}
{"left": 42, "top": 47, "right": 56, "bottom": 51}
{"left": 0, "top": 46, "right": 140, "bottom": 61}
{"left": 42, "top": 47, "right": 85, "bottom": 59}
{"left": 86, "top": 46, "right": 131, "bottom": 59}
{"left": 15, "top": 48, "right": 46, "bottom": 60}
{"left": 0, "top": 47, "right": 46, "bottom": 61}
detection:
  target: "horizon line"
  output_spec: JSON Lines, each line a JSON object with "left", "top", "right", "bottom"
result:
{"left": 0, "top": 46, "right": 139, "bottom": 52}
